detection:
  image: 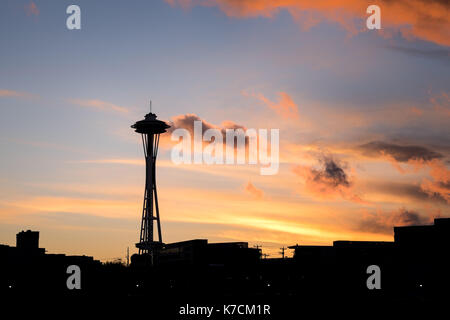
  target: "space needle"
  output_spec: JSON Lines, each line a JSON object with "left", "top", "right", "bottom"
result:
{"left": 131, "top": 102, "right": 170, "bottom": 259}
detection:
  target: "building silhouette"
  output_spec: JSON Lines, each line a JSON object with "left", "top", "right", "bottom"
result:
{"left": 1, "top": 217, "right": 449, "bottom": 304}
{"left": 16, "top": 230, "right": 41, "bottom": 251}
{"left": 1, "top": 230, "right": 100, "bottom": 296}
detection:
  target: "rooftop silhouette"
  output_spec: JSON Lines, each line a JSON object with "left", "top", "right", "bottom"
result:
{"left": 1, "top": 217, "right": 449, "bottom": 305}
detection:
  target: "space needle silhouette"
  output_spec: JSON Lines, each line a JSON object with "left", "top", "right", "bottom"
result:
{"left": 132, "top": 101, "right": 170, "bottom": 259}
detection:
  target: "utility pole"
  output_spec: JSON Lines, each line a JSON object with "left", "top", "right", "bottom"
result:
{"left": 254, "top": 244, "right": 262, "bottom": 259}
{"left": 280, "top": 246, "right": 287, "bottom": 259}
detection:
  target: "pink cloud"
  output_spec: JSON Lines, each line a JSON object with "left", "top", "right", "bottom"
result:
{"left": 244, "top": 182, "right": 264, "bottom": 199}
{"left": 166, "top": 0, "right": 450, "bottom": 46}
{"left": 0, "top": 89, "right": 35, "bottom": 99}
{"left": 359, "top": 207, "right": 433, "bottom": 234}
{"left": 245, "top": 91, "right": 299, "bottom": 119}
{"left": 68, "top": 99, "right": 129, "bottom": 113}
{"left": 25, "top": 1, "right": 39, "bottom": 16}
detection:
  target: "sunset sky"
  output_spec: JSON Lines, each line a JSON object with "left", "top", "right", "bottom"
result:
{"left": 1, "top": 0, "right": 449, "bottom": 260}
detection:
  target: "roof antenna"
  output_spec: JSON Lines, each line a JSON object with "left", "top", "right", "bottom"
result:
{"left": 150, "top": 100, "right": 152, "bottom": 113}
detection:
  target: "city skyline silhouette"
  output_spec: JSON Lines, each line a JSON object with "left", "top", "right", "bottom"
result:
{"left": 0, "top": 1, "right": 449, "bottom": 312}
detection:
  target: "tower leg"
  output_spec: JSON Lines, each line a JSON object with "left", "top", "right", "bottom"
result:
{"left": 136, "top": 132, "right": 163, "bottom": 258}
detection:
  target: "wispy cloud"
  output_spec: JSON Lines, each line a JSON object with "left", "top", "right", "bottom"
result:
{"left": 359, "top": 142, "right": 450, "bottom": 203}
{"left": 359, "top": 141, "right": 443, "bottom": 162}
{"left": 244, "top": 91, "right": 299, "bottom": 119}
{"left": 24, "top": 1, "right": 39, "bottom": 16}
{"left": 70, "top": 158, "right": 144, "bottom": 166}
{"left": 68, "top": 99, "right": 129, "bottom": 113}
{"left": 362, "top": 180, "right": 446, "bottom": 204}
{"left": 0, "top": 89, "right": 35, "bottom": 99}
{"left": 167, "top": 0, "right": 450, "bottom": 46}
{"left": 244, "top": 182, "right": 264, "bottom": 199}
{"left": 421, "top": 159, "right": 450, "bottom": 203}
{"left": 0, "top": 196, "right": 138, "bottom": 219}
{"left": 358, "top": 207, "right": 433, "bottom": 235}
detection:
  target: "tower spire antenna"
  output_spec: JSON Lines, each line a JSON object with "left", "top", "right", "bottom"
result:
{"left": 150, "top": 100, "right": 152, "bottom": 113}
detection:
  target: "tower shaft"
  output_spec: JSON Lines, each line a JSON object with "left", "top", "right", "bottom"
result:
{"left": 138, "top": 132, "right": 162, "bottom": 255}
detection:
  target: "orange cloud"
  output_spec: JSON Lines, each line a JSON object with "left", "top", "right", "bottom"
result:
{"left": 0, "top": 89, "right": 22, "bottom": 97}
{"left": 358, "top": 207, "right": 433, "bottom": 234}
{"left": 409, "top": 106, "right": 423, "bottom": 116}
{"left": 244, "top": 181, "right": 264, "bottom": 199}
{"left": 357, "top": 141, "right": 449, "bottom": 203}
{"left": 70, "top": 158, "right": 144, "bottom": 166}
{"left": 0, "top": 196, "right": 138, "bottom": 219}
{"left": 0, "top": 89, "right": 34, "bottom": 99}
{"left": 167, "top": 0, "right": 450, "bottom": 46}
{"left": 379, "top": 156, "right": 450, "bottom": 203}
{"left": 25, "top": 1, "right": 39, "bottom": 16}
{"left": 383, "top": 157, "right": 450, "bottom": 202}
{"left": 292, "top": 155, "right": 367, "bottom": 204}
{"left": 420, "top": 159, "right": 450, "bottom": 203}
{"left": 252, "top": 92, "right": 299, "bottom": 119}
{"left": 68, "top": 99, "right": 129, "bottom": 113}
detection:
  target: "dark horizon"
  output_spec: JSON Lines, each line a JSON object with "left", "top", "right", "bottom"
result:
{"left": 2, "top": 217, "right": 450, "bottom": 303}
